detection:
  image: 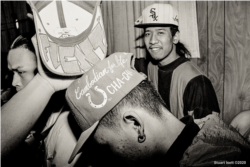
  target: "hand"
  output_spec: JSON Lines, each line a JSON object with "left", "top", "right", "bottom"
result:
{"left": 31, "top": 35, "right": 78, "bottom": 92}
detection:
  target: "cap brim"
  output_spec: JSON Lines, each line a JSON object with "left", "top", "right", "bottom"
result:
{"left": 68, "top": 121, "right": 99, "bottom": 164}
{"left": 134, "top": 23, "right": 178, "bottom": 28}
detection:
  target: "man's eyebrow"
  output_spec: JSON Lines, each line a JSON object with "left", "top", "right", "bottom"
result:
{"left": 157, "top": 28, "right": 167, "bottom": 31}
{"left": 11, "top": 66, "right": 24, "bottom": 71}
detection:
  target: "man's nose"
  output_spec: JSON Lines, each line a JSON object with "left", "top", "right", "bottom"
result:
{"left": 149, "top": 33, "right": 158, "bottom": 44}
{"left": 12, "top": 72, "right": 21, "bottom": 87}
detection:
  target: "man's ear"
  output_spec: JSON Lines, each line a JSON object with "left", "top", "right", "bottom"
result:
{"left": 123, "top": 110, "right": 146, "bottom": 143}
{"left": 173, "top": 31, "right": 179, "bottom": 44}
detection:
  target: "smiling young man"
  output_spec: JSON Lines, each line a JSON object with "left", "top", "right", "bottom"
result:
{"left": 66, "top": 53, "right": 250, "bottom": 167}
{"left": 144, "top": 27, "right": 178, "bottom": 65}
{"left": 135, "top": 4, "right": 220, "bottom": 119}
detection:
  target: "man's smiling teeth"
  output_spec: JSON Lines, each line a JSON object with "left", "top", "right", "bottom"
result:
{"left": 151, "top": 48, "right": 160, "bottom": 51}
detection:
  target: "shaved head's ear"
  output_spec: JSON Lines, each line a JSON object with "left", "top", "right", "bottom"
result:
{"left": 173, "top": 31, "right": 179, "bottom": 44}
{"left": 123, "top": 110, "right": 146, "bottom": 143}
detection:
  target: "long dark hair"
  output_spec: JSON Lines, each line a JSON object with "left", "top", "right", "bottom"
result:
{"left": 170, "top": 26, "right": 191, "bottom": 58}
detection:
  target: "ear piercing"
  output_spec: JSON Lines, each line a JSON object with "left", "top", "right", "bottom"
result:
{"left": 138, "top": 134, "right": 146, "bottom": 143}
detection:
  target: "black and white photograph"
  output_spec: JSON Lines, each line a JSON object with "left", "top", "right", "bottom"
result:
{"left": 1, "top": 1, "right": 250, "bottom": 166}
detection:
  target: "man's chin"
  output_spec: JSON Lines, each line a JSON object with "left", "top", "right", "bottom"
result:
{"left": 149, "top": 55, "right": 166, "bottom": 65}
{"left": 149, "top": 53, "right": 164, "bottom": 61}
{"left": 16, "top": 88, "right": 22, "bottom": 92}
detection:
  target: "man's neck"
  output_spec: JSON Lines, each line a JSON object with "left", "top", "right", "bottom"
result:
{"left": 158, "top": 110, "right": 185, "bottom": 154}
{"left": 158, "top": 45, "right": 179, "bottom": 67}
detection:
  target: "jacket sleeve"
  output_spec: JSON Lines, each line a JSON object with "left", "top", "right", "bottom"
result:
{"left": 183, "top": 75, "right": 220, "bottom": 119}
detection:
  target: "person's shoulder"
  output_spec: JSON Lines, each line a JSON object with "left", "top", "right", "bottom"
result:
{"left": 180, "top": 114, "right": 250, "bottom": 166}
{"left": 177, "top": 61, "right": 205, "bottom": 76}
{"left": 230, "top": 110, "right": 250, "bottom": 137}
{"left": 196, "top": 114, "right": 250, "bottom": 148}
{"left": 172, "top": 61, "right": 206, "bottom": 84}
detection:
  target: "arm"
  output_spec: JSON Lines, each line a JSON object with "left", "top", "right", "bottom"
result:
{"left": 1, "top": 34, "right": 76, "bottom": 158}
{"left": 1, "top": 74, "right": 54, "bottom": 158}
{"left": 183, "top": 75, "right": 220, "bottom": 119}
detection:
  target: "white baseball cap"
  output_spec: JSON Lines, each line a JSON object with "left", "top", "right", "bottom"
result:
{"left": 27, "top": 0, "right": 107, "bottom": 76}
{"left": 135, "top": 3, "right": 179, "bottom": 28}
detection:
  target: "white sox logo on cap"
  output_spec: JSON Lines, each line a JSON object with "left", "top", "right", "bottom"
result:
{"left": 173, "top": 15, "right": 179, "bottom": 23}
{"left": 149, "top": 8, "right": 158, "bottom": 21}
{"left": 134, "top": 3, "right": 179, "bottom": 28}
